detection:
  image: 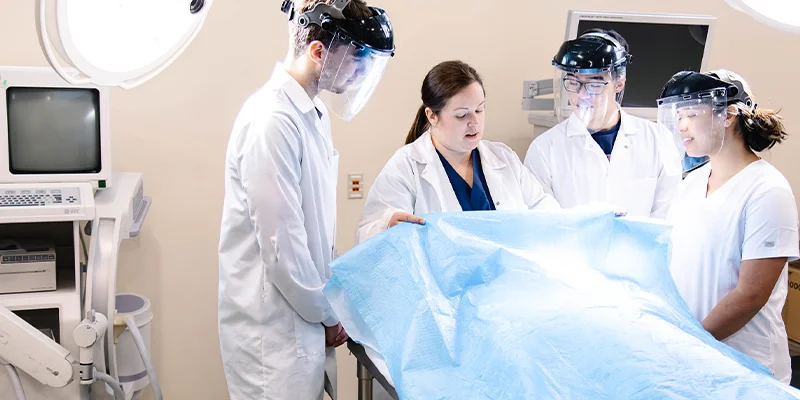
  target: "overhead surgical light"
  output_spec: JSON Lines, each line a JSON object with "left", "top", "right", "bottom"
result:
{"left": 726, "top": 0, "right": 800, "bottom": 34}
{"left": 36, "top": 0, "right": 214, "bottom": 89}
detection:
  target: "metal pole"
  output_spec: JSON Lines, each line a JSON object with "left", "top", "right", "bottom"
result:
{"left": 357, "top": 359, "right": 374, "bottom": 400}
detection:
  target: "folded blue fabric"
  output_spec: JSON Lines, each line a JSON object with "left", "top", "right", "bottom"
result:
{"left": 324, "top": 209, "right": 800, "bottom": 399}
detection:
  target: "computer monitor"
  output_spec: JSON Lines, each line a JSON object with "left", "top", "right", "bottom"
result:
{"left": 0, "top": 66, "right": 111, "bottom": 188}
{"left": 565, "top": 10, "right": 716, "bottom": 120}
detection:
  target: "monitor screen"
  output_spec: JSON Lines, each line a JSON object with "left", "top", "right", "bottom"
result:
{"left": 6, "top": 87, "right": 101, "bottom": 174}
{"left": 575, "top": 20, "right": 709, "bottom": 108}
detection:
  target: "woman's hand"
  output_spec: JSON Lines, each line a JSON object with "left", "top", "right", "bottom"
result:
{"left": 388, "top": 212, "right": 426, "bottom": 228}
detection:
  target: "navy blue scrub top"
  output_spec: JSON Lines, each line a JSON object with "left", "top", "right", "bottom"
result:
{"left": 436, "top": 148, "right": 496, "bottom": 211}
{"left": 591, "top": 119, "right": 621, "bottom": 160}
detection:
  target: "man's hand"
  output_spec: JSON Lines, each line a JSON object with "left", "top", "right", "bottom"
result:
{"left": 324, "top": 322, "right": 348, "bottom": 348}
{"left": 388, "top": 212, "right": 426, "bottom": 228}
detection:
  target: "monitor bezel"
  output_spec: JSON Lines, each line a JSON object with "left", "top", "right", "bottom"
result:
{"left": 0, "top": 66, "right": 111, "bottom": 188}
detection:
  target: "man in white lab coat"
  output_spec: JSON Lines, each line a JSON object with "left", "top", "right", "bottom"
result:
{"left": 217, "top": 1, "right": 395, "bottom": 399}
{"left": 524, "top": 29, "right": 681, "bottom": 218}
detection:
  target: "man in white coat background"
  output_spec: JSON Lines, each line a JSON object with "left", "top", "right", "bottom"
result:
{"left": 217, "top": 0, "right": 395, "bottom": 399}
{"left": 524, "top": 29, "right": 682, "bottom": 218}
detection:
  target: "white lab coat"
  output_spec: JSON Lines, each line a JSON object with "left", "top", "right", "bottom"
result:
{"left": 357, "top": 131, "right": 559, "bottom": 243}
{"left": 524, "top": 110, "right": 681, "bottom": 218}
{"left": 218, "top": 64, "right": 339, "bottom": 400}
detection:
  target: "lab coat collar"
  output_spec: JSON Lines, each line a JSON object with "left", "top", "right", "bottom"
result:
{"left": 477, "top": 141, "right": 508, "bottom": 170}
{"left": 618, "top": 110, "right": 637, "bottom": 136}
{"left": 615, "top": 110, "right": 635, "bottom": 150}
{"left": 269, "top": 63, "right": 320, "bottom": 116}
{"left": 410, "top": 131, "right": 457, "bottom": 210}
{"left": 407, "top": 131, "right": 507, "bottom": 170}
{"left": 407, "top": 131, "right": 438, "bottom": 163}
{"left": 565, "top": 107, "right": 637, "bottom": 138}
{"left": 409, "top": 131, "right": 509, "bottom": 212}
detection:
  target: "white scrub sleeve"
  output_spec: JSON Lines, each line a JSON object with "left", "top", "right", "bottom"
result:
{"left": 742, "top": 187, "right": 800, "bottom": 262}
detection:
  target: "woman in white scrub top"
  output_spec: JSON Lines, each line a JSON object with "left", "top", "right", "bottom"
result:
{"left": 659, "top": 70, "right": 799, "bottom": 383}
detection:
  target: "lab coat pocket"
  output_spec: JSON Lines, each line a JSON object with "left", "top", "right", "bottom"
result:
{"left": 293, "top": 313, "right": 326, "bottom": 358}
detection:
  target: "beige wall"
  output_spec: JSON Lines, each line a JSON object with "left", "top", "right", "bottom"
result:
{"left": 0, "top": 1, "right": 798, "bottom": 399}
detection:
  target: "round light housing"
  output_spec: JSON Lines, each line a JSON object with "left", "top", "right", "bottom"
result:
{"left": 726, "top": 0, "right": 800, "bottom": 34}
{"left": 36, "top": 0, "right": 213, "bottom": 89}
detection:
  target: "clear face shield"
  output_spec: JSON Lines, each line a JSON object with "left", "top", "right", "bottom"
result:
{"left": 317, "top": 31, "right": 392, "bottom": 121}
{"left": 657, "top": 88, "right": 727, "bottom": 172}
{"left": 554, "top": 69, "right": 624, "bottom": 133}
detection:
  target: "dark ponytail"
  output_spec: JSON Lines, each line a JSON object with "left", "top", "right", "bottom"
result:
{"left": 406, "top": 105, "right": 429, "bottom": 145}
{"left": 405, "top": 60, "right": 484, "bottom": 145}
{"left": 735, "top": 104, "right": 788, "bottom": 152}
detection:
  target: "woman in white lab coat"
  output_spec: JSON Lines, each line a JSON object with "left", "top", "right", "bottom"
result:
{"left": 660, "top": 70, "right": 799, "bottom": 383}
{"left": 356, "top": 60, "right": 559, "bottom": 243}
{"left": 524, "top": 29, "right": 682, "bottom": 218}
